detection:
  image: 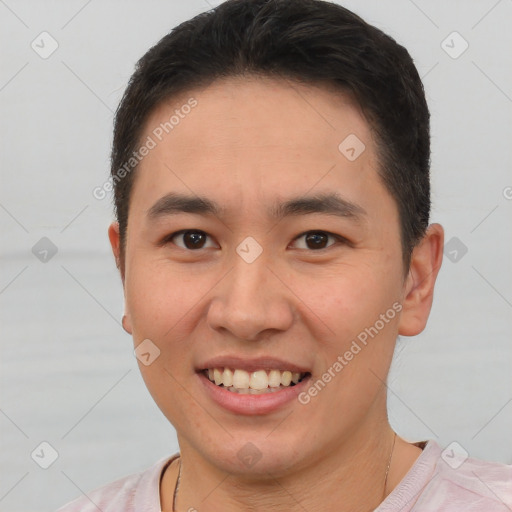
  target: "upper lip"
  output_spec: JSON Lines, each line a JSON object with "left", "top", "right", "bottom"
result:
{"left": 197, "top": 355, "right": 311, "bottom": 374}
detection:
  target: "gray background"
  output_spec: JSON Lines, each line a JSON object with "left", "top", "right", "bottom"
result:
{"left": 1, "top": 0, "right": 511, "bottom": 510}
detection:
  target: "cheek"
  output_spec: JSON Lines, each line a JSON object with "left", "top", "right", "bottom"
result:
{"left": 137, "top": 361, "right": 195, "bottom": 434}
{"left": 299, "top": 263, "right": 398, "bottom": 335}
{"left": 300, "top": 264, "right": 400, "bottom": 388}
{"left": 125, "top": 257, "right": 197, "bottom": 337}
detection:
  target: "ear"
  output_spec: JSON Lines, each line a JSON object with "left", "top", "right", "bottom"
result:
{"left": 398, "top": 223, "right": 444, "bottom": 336}
{"left": 108, "top": 221, "right": 124, "bottom": 283}
{"left": 108, "top": 222, "right": 133, "bottom": 335}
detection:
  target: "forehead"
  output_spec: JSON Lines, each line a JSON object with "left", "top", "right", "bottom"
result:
{"left": 130, "top": 76, "right": 389, "bottom": 221}
{"left": 144, "top": 76, "right": 372, "bottom": 160}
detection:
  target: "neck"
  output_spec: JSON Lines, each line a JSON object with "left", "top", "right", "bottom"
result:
{"left": 162, "top": 419, "right": 415, "bottom": 512}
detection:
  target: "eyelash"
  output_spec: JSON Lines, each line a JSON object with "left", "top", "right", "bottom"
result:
{"left": 161, "top": 229, "right": 349, "bottom": 251}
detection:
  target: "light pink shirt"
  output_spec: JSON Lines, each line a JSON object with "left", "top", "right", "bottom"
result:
{"left": 57, "top": 440, "right": 512, "bottom": 511}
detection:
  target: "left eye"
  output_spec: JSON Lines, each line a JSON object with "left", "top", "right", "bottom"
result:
{"left": 290, "top": 231, "right": 341, "bottom": 250}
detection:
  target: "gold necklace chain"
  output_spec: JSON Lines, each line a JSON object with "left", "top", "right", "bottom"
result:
{"left": 172, "top": 432, "right": 397, "bottom": 511}
{"left": 383, "top": 431, "right": 397, "bottom": 500}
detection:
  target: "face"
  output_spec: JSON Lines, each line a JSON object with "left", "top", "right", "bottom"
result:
{"left": 110, "top": 76, "right": 422, "bottom": 476}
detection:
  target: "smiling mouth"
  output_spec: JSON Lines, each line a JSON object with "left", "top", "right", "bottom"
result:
{"left": 203, "top": 368, "right": 311, "bottom": 394}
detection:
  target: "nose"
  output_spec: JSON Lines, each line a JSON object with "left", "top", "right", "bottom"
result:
{"left": 206, "top": 254, "right": 295, "bottom": 342}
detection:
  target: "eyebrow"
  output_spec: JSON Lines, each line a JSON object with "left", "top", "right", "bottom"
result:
{"left": 146, "top": 192, "right": 367, "bottom": 222}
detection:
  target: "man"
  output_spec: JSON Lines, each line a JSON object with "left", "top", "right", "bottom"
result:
{"left": 59, "top": 0, "right": 512, "bottom": 510}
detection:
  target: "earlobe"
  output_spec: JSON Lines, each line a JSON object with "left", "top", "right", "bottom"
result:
{"left": 398, "top": 223, "right": 444, "bottom": 336}
{"left": 122, "top": 313, "right": 133, "bottom": 334}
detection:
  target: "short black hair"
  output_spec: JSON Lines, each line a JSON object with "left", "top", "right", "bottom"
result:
{"left": 111, "top": 0, "right": 431, "bottom": 273}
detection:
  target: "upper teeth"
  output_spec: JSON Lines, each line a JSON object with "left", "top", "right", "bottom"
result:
{"left": 206, "top": 368, "right": 305, "bottom": 390}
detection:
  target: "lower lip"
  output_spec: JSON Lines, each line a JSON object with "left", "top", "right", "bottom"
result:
{"left": 197, "top": 371, "right": 312, "bottom": 415}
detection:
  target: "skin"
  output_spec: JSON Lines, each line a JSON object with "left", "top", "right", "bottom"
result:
{"left": 108, "top": 76, "right": 444, "bottom": 511}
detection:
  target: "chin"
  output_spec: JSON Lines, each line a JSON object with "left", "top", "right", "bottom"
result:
{"left": 197, "top": 433, "right": 310, "bottom": 479}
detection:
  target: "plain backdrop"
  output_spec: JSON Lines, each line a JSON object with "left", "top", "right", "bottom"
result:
{"left": 1, "top": 1, "right": 511, "bottom": 510}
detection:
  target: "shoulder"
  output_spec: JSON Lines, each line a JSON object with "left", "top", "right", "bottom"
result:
{"left": 378, "top": 440, "right": 512, "bottom": 512}
{"left": 416, "top": 441, "right": 512, "bottom": 511}
{"left": 56, "top": 454, "right": 178, "bottom": 512}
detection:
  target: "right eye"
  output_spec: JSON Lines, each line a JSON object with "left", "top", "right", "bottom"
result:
{"left": 163, "top": 230, "right": 218, "bottom": 250}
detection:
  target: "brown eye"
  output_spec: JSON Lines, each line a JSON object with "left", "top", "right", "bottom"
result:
{"left": 305, "top": 232, "right": 329, "bottom": 249}
{"left": 168, "top": 230, "right": 215, "bottom": 250}
{"left": 291, "top": 231, "right": 341, "bottom": 250}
